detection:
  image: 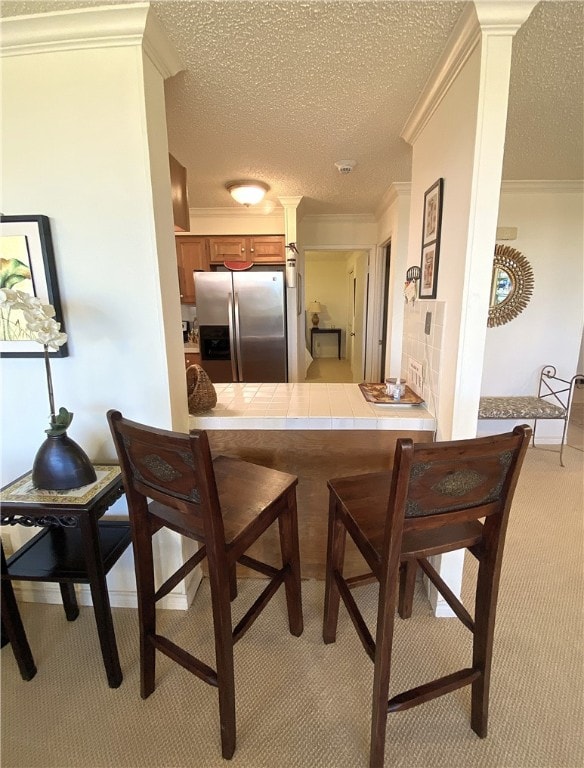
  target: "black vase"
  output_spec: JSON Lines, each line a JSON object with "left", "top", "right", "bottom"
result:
{"left": 32, "top": 432, "right": 97, "bottom": 491}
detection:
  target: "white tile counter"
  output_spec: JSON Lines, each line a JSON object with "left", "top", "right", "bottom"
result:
{"left": 189, "top": 382, "right": 435, "bottom": 432}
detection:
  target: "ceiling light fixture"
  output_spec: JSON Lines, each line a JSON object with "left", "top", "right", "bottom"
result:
{"left": 226, "top": 180, "right": 270, "bottom": 207}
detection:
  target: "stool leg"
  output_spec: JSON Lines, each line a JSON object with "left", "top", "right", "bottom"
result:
{"left": 471, "top": 548, "right": 498, "bottom": 738}
{"left": 131, "top": 512, "right": 157, "bottom": 700}
{"left": 277, "top": 488, "right": 303, "bottom": 637}
{"left": 323, "top": 493, "right": 347, "bottom": 644}
{"left": 206, "top": 548, "right": 236, "bottom": 760}
{"left": 228, "top": 564, "right": 238, "bottom": 602}
{"left": 398, "top": 560, "right": 417, "bottom": 619}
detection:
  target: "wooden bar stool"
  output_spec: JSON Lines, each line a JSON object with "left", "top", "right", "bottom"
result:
{"left": 107, "top": 410, "right": 303, "bottom": 760}
{"left": 323, "top": 425, "right": 531, "bottom": 767}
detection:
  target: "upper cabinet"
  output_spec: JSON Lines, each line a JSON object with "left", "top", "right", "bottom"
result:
{"left": 248, "top": 235, "right": 286, "bottom": 263}
{"left": 208, "top": 235, "right": 285, "bottom": 264}
{"left": 169, "top": 154, "right": 190, "bottom": 232}
{"left": 208, "top": 236, "right": 247, "bottom": 263}
{"left": 176, "top": 235, "right": 286, "bottom": 304}
{"left": 176, "top": 236, "right": 209, "bottom": 304}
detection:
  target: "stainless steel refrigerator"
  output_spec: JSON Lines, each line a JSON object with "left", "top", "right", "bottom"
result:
{"left": 195, "top": 270, "right": 287, "bottom": 383}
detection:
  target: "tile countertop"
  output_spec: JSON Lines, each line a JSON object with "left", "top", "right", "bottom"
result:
{"left": 189, "top": 382, "right": 436, "bottom": 432}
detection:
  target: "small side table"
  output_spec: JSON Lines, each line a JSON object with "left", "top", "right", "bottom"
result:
{"left": 310, "top": 327, "right": 342, "bottom": 359}
{"left": 1, "top": 465, "right": 130, "bottom": 688}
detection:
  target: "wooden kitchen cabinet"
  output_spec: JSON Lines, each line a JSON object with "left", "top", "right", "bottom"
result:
{"left": 208, "top": 235, "right": 285, "bottom": 264}
{"left": 208, "top": 236, "right": 247, "bottom": 263}
{"left": 176, "top": 236, "right": 209, "bottom": 304}
{"left": 248, "top": 235, "right": 285, "bottom": 263}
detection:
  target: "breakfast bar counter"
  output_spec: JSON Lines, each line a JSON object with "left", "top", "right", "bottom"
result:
{"left": 190, "top": 383, "right": 436, "bottom": 578}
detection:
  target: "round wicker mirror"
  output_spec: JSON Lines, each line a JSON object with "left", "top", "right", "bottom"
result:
{"left": 488, "top": 245, "right": 534, "bottom": 328}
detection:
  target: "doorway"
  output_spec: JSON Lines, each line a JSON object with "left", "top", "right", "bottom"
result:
{"left": 304, "top": 249, "right": 369, "bottom": 382}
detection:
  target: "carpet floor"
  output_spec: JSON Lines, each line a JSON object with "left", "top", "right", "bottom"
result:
{"left": 2, "top": 445, "right": 583, "bottom": 768}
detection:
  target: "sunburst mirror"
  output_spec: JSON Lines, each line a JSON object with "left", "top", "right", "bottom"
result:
{"left": 488, "top": 244, "right": 534, "bottom": 328}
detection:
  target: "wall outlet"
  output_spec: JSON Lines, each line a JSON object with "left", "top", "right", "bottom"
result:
{"left": 408, "top": 357, "right": 424, "bottom": 396}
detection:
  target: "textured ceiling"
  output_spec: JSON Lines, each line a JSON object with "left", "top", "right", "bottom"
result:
{"left": 2, "top": 1, "right": 583, "bottom": 215}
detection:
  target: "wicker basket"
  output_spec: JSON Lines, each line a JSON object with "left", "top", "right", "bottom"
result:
{"left": 186, "top": 364, "right": 217, "bottom": 414}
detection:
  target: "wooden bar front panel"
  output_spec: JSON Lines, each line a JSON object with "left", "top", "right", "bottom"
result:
{"left": 207, "top": 429, "right": 432, "bottom": 580}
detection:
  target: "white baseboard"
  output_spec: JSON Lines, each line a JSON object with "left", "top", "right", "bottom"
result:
{"left": 12, "top": 571, "right": 203, "bottom": 612}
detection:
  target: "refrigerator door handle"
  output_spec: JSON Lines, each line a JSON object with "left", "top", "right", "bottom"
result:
{"left": 233, "top": 291, "right": 244, "bottom": 382}
{"left": 227, "top": 292, "right": 238, "bottom": 381}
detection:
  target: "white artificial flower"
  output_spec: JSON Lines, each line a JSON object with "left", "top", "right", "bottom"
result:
{"left": 1, "top": 285, "right": 70, "bottom": 433}
{"left": 1, "top": 291, "right": 68, "bottom": 347}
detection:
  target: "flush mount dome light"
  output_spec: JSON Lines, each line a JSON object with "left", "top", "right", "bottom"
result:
{"left": 226, "top": 180, "right": 270, "bottom": 207}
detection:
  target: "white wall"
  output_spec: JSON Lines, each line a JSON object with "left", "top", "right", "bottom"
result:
{"left": 405, "top": 46, "right": 480, "bottom": 441}
{"left": 0, "top": 7, "right": 193, "bottom": 609}
{"left": 187, "top": 208, "right": 285, "bottom": 235}
{"left": 299, "top": 214, "right": 377, "bottom": 247}
{"left": 479, "top": 182, "right": 584, "bottom": 440}
{"left": 399, "top": 2, "right": 536, "bottom": 616}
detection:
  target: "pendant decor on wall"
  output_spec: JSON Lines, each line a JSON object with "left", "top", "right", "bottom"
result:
{"left": 488, "top": 245, "right": 534, "bottom": 328}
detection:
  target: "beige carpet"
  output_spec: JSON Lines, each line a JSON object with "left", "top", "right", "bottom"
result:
{"left": 2, "top": 445, "right": 583, "bottom": 768}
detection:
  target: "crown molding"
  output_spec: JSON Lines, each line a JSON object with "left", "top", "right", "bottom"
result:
{"left": 473, "top": 2, "right": 539, "bottom": 35}
{"left": 375, "top": 181, "right": 412, "bottom": 220}
{"left": 277, "top": 196, "right": 303, "bottom": 209}
{"left": 0, "top": 2, "right": 183, "bottom": 79}
{"left": 301, "top": 213, "right": 377, "bottom": 225}
{"left": 401, "top": 4, "right": 479, "bottom": 145}
{"left": 500, "top": 180, "right": 584, "bottom": 194}
{"left": 401, "top": 2, "right": 537, "bottom": 146}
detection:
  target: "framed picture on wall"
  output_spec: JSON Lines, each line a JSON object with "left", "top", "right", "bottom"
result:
{"left": 422, "top": 178, "right": 443, "bottom": 247}
{"left": 419, "top": 178, "right": 443, "bottom": 299}
{"left": 0, "top": 214, "right": 68, "bottom": 358}
{"left": 420, "top": 243, "right": 439, "bottom": 300}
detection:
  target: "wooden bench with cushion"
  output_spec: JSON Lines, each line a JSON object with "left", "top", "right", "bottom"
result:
{"left": 478, "top": 364, "right": 581, "bottom": 467}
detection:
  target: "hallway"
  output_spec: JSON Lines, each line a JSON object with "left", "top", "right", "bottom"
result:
{"left": 304, "top": 357, "right": 354, "bottom": 383}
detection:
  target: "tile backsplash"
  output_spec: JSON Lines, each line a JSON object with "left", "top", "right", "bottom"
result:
{"left": 401, "top": 299, "right": 445, "bottom": 418}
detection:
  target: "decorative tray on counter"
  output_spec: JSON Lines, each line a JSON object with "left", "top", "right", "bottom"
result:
{"left": 359, "top": 382, "right": 425, "bottom": 406}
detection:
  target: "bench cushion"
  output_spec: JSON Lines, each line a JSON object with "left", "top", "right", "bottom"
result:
{"left": 478, "top": 396, "right": 566, "bottom": 420}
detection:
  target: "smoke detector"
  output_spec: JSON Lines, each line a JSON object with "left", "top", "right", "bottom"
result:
{"left": 335, "top": 160, "right": 356, "bottom": 175}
